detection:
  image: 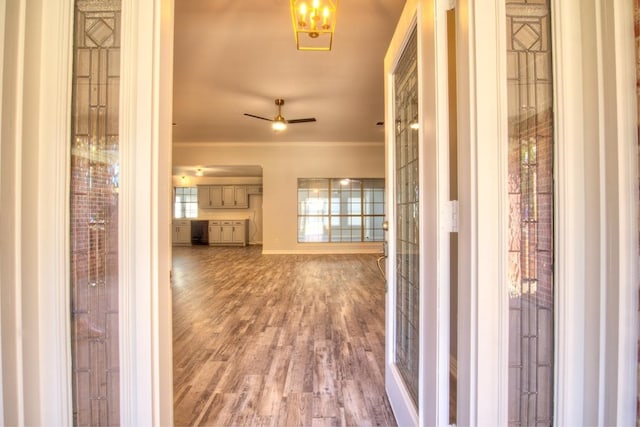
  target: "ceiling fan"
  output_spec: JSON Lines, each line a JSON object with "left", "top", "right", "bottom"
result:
{"left": 244, "top": 99, "right": 316, "bottom": 131}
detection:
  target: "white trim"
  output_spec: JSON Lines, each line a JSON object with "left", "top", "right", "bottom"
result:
{"left": 120, "top": 0, "right": 154, "bottom": 423}
{"left": 552, "top": 0, "right": 640, "bottom": 424}
{"left": 595, "top": 1, "right": 609, "bottom": 423}
{"left": 0, "top": 1, "right": 27, "bottom": 424}
{"left": 453, "top": 0, "right": 476, "bottom": 424}
{"left": 120, "top": 0, "right": 174, "bottom": 425}
{"left": 155, "top": 1, "right": 175, "bottom": 424}
{"left": 419, "top": 0, "right": 452, "bottom": 423}
{"left": 1, "top": 0, "right": 74, "bottom": 424}
{"left": 262, "top": 247, "right": 383, "bottom": 255}
{"left": 552, "top": 0, "right": 587, "bottom": 424}
{"left": 612, "top": 0, "right": 639, "bottom": 424}
{"left": 386, "top": 365, "right": 419, "bottom": 427}
{"left": 36, "top": 0, "right": 74, "bottom": 424}
{"left": 469, "top": 0, "right": 506, "bottom": 423}
{"left": 495, "top": 1, "right": 509, "bottom": 424}
{"left": 0, "top": 0, "right": 6, "bottom": 418}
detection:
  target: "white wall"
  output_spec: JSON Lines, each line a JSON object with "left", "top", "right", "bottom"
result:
{"left": 173, "top": 141, "right": 385, "bottom": 253}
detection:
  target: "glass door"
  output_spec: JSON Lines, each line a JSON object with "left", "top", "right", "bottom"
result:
{"left": 384, "top": 20, "right": 421, "bottom": 426}
{"left": 384, "top": 2, "right": 453, "bottom": 425}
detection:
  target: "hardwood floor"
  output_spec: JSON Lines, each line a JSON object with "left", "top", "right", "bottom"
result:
{"left": 172, "top": 246, "right": 396, "bottom": 427}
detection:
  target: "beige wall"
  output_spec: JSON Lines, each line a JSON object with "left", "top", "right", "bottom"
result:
{"left": 173, "top": 141, "right": 385, "bottom": 253}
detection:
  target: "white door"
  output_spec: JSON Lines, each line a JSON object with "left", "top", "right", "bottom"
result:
{"left": 249, "top": 194, "right": 263, "bottom": 244}
{"left": 384, "top": 1, "right": 452, "bottom": 425}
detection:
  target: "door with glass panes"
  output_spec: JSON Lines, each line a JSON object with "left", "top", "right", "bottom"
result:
{"left": 383, "top": 1, "right": 452, "bottom": 425}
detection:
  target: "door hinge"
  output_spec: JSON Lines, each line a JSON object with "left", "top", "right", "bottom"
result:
{"left": 441, "top": 200, "right": 459, "bottom": 233}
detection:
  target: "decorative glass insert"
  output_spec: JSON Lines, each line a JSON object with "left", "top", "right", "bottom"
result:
{"left": 393, "top": 27, "right": 419, "bottom": 407}
{"left": 297, "top": 178, "right": 385, "bottom": 243}
{"left": 506, "top": 1, "right": 555, "bottom": 425}
{"left": 70, "top": 0, "right": 121, "bottom": 425}
{"left": 174, "top": 187, "right": 198, "bottom": 219}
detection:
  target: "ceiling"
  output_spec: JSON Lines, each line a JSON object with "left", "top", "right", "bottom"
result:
{"left": 172, "top": 0, "right": 406, "bottom": 145}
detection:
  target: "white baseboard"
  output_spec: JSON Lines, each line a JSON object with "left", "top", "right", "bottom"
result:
{"left": 262, "top": 248, "right": 383, "bottom": 255}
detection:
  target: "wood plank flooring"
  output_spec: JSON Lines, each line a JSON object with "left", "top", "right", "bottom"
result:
{"left": 172, "top": 246, "right": 397, "bottom": 427}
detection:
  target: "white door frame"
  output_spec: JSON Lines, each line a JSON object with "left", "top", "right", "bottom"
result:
{"left": 119, "top": 0, "right": 174, "bottom": 425}
{"left": 0, "top": 0, "right": 174, "bottom": 425}
{"left": 552, "top": 0, "right": 638, "bottom": 424}
{"left": 383, "top": 8, "right": 419, "bottom": 426}
{"left": 0, "top": 0, "right": 637, "bottom": 425}
{"left": 453, "top": 0, "right": 639, "bottom": 425}
{"left": 1, "top": 1, "right": 75, "bottom": 424}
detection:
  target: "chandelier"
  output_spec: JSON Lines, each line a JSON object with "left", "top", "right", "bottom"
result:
{"left": 290, "top": 0, "right": 337, "bottom": 51}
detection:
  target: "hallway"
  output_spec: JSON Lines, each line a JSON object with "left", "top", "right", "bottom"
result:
{"left": 172, "top": 246, "right": 396, "bottom": 426}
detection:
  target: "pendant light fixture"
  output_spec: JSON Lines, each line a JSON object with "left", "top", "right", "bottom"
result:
{"left": 290, "top": 0, "right": 337, "bottom": 51}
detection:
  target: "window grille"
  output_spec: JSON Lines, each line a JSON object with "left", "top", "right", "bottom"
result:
{"left": 297, "top": 178, "right": 385, "bottom": 243}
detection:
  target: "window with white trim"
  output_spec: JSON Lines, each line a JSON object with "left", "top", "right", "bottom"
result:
{"left": 297, "top": 178, "right": 385, "bottom": 243}
{"left": 174, "top": 187, "right": 198, "bottom": 219}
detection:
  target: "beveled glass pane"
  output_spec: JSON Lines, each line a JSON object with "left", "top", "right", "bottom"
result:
{"left": 393, "top": 27, "right": 419, "bottom": 406}
{"left": 506, "top": 0, "right": 554, "bottom": 425}
{"left": 71, "top": 1, "right": 121, "bottom": 425}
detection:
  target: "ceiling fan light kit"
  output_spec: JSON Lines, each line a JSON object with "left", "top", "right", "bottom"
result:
{"left": 244, "top": 98, "right": 316, "bottom": 132}
{"left": 272, "top": 119, "right": 287, "bottom": 132}
{"left": 290, "top": 0, "right": 337, "bottom": 51}
{"left": 271, "top": 98, "right": 287, "bottom": 131}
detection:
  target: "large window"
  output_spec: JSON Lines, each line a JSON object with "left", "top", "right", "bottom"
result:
{"left": 174, "top": 187, "right": 198, "bottom": 219}
{"left": 297, "top": 178, "right": 385, "bottom": 243}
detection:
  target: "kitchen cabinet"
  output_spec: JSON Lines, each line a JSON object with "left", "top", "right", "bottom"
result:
{"left": 172, "top": 219, "right": 191, "bottom": 245}
{"left": 208, "top": 220, "right": 248, "bottom": 246}
{"left": 198, "top": 185, "right": 248, "bottom": 209}
{"left": 246, "top": 185, "right": 263, "bottom": 195}
{"left": 198, "top": 186, "right": 216, "bottom": 209}
{"left": 230, "top": 186, "right": 247, "bottom": 208}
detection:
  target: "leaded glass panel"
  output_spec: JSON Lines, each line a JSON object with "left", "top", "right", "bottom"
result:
{"left": 393, "top": 27, "right": 420, "bottom": 407}
{"left": 70, "top": 1, "right": 121, "bottom": 425}
{"left": 506, "top": 1, "right": 554, "bottom": 425}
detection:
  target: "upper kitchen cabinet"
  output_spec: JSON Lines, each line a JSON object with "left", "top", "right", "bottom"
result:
{"left": 198, "top": 185, "right": 248, "bottom": 209}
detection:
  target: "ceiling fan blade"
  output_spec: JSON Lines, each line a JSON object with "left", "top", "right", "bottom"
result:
{"left": 244, "top": 113, "right": 273, "bottom": 122}
{"left": 286, "top": 118, "right": 317, "bottom": 124}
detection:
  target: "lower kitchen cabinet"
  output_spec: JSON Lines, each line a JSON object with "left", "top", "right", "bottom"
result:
{"left": 172, "top": 219, "right": 191, "bottom": 246}
{"left": 208, "top": 219, "right": 248, "bottom": 246}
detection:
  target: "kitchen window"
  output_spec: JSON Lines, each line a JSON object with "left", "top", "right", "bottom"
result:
{"left": 174, "top": 187, "right": 198, "bottom": 219}
{"left": 297, "top": 178, "right": 385, "bottom": 243}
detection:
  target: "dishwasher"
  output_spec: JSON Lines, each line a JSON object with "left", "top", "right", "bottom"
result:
{"left": 190, "top": 220, "right": 209, "bottom": 245}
